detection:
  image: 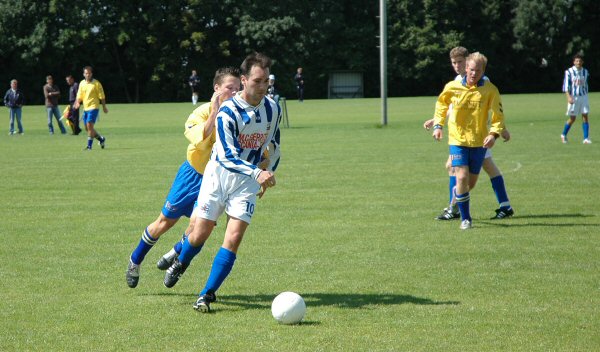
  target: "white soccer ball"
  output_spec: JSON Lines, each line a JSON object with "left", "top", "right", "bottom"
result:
{"left": 271, "top": 291, "right": 306, "bottom": 325}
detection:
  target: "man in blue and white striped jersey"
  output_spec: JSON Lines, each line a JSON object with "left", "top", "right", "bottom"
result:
{"left": 164, "top": 52, "right": 282, "bottom": 313}
{"left": 561, "top": 54, "right": 591, "bottom": 144}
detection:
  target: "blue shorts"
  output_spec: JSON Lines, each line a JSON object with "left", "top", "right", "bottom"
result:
{"left": 449, "top": 146, "right": 487, "bottom": 174}
{"left": 162, "top": 161, "right": 203, "bottom": 219}
{"left": 83, "top": 109, "right": 100, "bottom": 124}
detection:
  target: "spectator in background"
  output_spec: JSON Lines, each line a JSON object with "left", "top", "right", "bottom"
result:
{"left": 189, "top": 69, "right": 201, "bottom": 105}
{"left": 43, "top": 75, "right": 67, "bottom": 135}
{"left": 294, "top": 67, "right": 304, "bottom": 102}
{"left": 267, "top": 74, "right": 280, "bottom": 103}
{"left": 4, "top": 79, "right": 25, "bottom": 135}
{"left": 66, "top": 75, "right": 82, "bottom": 135}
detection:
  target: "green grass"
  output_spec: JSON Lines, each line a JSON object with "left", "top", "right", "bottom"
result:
{"left": 1, "top": 94, "right": 599, "bottom": 351}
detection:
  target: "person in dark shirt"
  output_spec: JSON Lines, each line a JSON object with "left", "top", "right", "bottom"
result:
{"left": 43, "top": 75, "right": 67, "bottom": 135}
{"left": 294, "top": 67, "right": 304, "bottom": 102}
{"left": 4, "top": 79, "right": 25, "bottom": 135}
{"left": 66, "top": 75, "right": 82, "bottom": 135}
{"left": 189, "top": 70, "right": 200, "bottom": 105}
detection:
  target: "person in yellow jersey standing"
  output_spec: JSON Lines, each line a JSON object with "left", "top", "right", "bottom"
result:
{"left": 432, "top": 52, "right": 506, "bottom": 230}
{"left": 73, "top": 66, "right": 108, "bottom": 150}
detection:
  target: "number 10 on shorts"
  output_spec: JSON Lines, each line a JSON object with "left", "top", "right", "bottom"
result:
{"left": 245, "top": 201, "right": 255, "bottom": 215}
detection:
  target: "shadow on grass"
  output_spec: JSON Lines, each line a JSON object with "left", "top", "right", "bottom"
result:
{"left": 216, "top": 293, "right": 460, "bottom": 310}
{"left": 140, "top": 292, "right": 459, "bottom": 310}
{"left": 513, "top": 213, "right": 594, "bottom": 219}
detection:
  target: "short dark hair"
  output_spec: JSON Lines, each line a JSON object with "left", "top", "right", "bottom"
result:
{"left": 213, "top": 67, "right": 241, "bottom": 86}
{"left": 450, "top": 46, "right": 469, "bottom": 59}
{"left": 573, "top": 53, "right": 584, "bottom": 61}
{"left": 83, "top": 66, "right": 93, "bottom": 72}
{"left": 240, "top": 52, "right": 272, "bottom": 76}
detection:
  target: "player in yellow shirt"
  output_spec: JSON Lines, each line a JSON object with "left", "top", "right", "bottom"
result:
{"left": 73, "top": 66, "right": 108, "bottom": 150}
{"left": 126, "top": 67, "right": 241, "bottom": 288}
{"left": 432, "top": 52, "right": 506, "bottom": 230}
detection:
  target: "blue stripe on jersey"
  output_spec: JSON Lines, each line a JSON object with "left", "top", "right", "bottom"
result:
{"left": 215, "top": 113, "right": 257, "bottom": 176}
{"left": 220, "top": 106, "right": 239, "bottom": 137}
{"left": 232, "top": 100, "right": 251, "bottom": 124}
{"left": 268, "top": 105, "right": 282, "bottom": 172}
{"left": 264, "top": 97, "right": 272, "bottom": 123}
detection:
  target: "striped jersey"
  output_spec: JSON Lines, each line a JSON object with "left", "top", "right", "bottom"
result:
{"left": 563, "top": 66, "right": 589, "bottom": 96}
{"left": 213, "top": 92, "right": 281, "bottom": 179}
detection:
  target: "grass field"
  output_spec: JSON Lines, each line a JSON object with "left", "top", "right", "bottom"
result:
{"left": 1, "top": 93, "right": 599, "bottom": 351}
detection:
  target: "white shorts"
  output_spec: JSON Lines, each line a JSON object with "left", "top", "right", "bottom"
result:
{"left": 566, "top": 95, "right": 590, "bottom": 116}
{"left": 195, "top": 160, "right": 261, "bottom": 224}
{"left": 484, "top": 148, "right": 492, "bottom": 159}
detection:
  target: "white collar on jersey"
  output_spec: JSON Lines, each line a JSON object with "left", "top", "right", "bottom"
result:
{"left": 234, "top": 91, "right": 264, "bottom": 111}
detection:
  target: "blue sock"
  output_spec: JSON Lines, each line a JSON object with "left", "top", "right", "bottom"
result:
{"left": 490, "top": 176, "right": 510, "bottom": 209}
{"left": 448, "top": 176, "right": 456, "bottom": 205}
{"left": 200, "top": 247, "right": 236, "bottom": 295}
{"left": 87, "top": 137, "right": 93, "bottom": 148}
{"left": 562, "top": 123, "right": 572, "bottom": 136}
{"left": 455, "top": 191, "right": 471, "bottom": 221}
{"left": 583, "top": 122, "right": 589, "bottom": 139}
{"left": 130, "top": 228, "right": 158, "bottom": 265}
{"left": 178, "top": 236, "right": 203, "bottom": 266}
{"left": 174, "top": 233, "right": 187, "bottom": 254}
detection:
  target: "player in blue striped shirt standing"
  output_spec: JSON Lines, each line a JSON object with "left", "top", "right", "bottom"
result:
{"left": 163, "top": 52, "right": 281, "bottom": 313}
{"left": 561, "top": 54, "right": 591, "bottom": 144}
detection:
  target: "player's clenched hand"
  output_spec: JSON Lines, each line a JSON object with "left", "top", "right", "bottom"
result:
{"left": 257, "top": 170, "right": 276, "bottom": 188}
{"left": 423, "top": 118, "right": 434, "bottom": 130}
{"left": 432, "top": 128, "right": 443, "bottom": 141}
{"left": 501, "top": 129, "right": 511, "bottom": 142}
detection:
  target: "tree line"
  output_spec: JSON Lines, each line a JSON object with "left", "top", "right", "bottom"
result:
{"left": 1, "top": 0, "right": 597, "bottom": 104}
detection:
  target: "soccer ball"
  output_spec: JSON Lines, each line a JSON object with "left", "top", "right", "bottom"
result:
{"left": 271, "top": 291, "right": 306, "bottom": 325}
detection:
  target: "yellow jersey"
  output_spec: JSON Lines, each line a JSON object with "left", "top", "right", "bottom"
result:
{"left": 433, "top": 78, "right": 505, "bottom": 147}
{"left": 76, "top": 79, "right": 106, "bottom": 111}
{"left": 185, "top": 102, "right": 216, "bottom": 174}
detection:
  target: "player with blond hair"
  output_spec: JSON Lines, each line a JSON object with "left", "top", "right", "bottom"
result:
{"left": 432, "top": 52, "right": 506, "bottom": 230}
{"left": 425, "top": 47, "right": 513, "bottom": 221}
